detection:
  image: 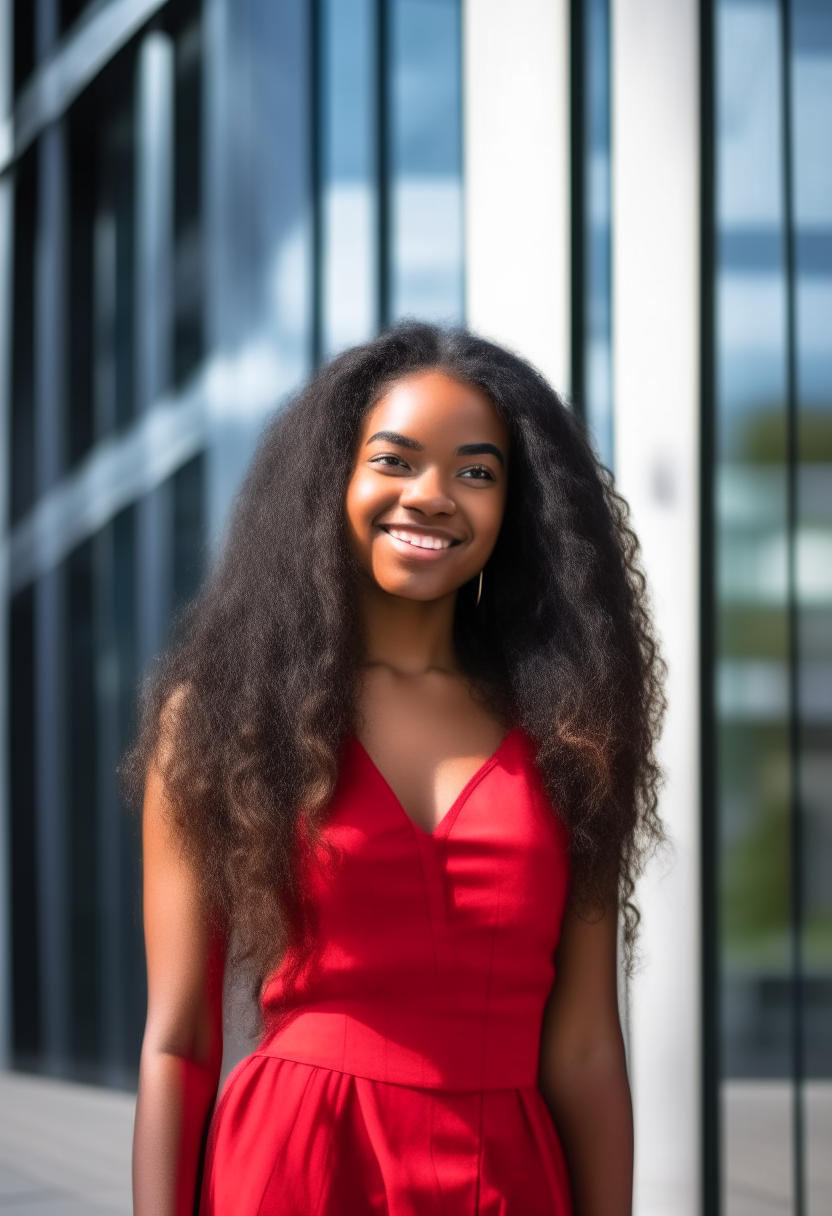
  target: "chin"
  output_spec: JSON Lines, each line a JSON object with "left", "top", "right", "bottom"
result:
{"left": 381, "top": 578, "right": 455, "bottom": 603}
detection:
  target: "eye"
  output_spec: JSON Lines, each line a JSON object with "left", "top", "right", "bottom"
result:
{"left": 370, "top": 453, "right": 410, "bottom": 469}
{"left": 457, "top": 465, "right": 495, "bottom": 481}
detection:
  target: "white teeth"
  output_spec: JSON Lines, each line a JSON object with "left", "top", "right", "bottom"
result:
{"left": 387, "top": 527, "right": 452, "bottom": 551}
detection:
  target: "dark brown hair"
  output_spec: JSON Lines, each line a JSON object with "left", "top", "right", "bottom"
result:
{"left": 124, "top": 322, "right": 664, "bottom": 998}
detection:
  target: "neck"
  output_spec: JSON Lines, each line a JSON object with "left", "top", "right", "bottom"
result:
{"left": 358, "top": 578, "right": 459, "bottom": 676}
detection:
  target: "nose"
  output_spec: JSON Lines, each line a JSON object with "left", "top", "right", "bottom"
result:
{"left": 399, "top": 466, "right": 456, "bottom": 517}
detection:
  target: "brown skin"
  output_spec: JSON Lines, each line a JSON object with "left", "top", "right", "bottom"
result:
{"left": 134, "top": 370, "right": 633, "bottom": 1215}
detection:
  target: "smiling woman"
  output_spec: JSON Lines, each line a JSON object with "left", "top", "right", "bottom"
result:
{"left": 125, "top": 322, "right": 664, "bottom": 1216}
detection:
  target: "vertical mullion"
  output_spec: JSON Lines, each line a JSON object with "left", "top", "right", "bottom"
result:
{"left": 779, "top": 1, "right": 804, "bottom": 1213}
{"left": 570, "top": 0, "right": 585, "bottom": 412}
{"left": 700, "top": 0, "right": 719, "bottom": 1210}
{"left": 310, "top": 0, "right": 323, "bottom": 368}
{"left": 96, "top": 523, "right": 124, "bottom": 1083}
{"left": 376, "top": 0, "right": 389, "bottom": 329}
{"left": 34, "top": 112, "right": 69, "bottom": 1072}
{"left": 35, "top": 567, "right": 68, "bottom": 1073}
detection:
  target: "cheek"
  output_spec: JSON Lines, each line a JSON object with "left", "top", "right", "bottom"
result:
{"left": 345, "top": 474, "right": 387, "bottom": 548}
{"left": 471, "top": 488, "right": 508, "bottom": 551}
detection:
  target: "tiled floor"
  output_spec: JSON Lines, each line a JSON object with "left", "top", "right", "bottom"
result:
{"left": 0, "top": 1072, "right": 134, "bottom": 1216}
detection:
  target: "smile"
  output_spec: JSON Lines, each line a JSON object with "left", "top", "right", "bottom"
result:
{"left": 382, "top": 527, "right": 457, "bottom": 552}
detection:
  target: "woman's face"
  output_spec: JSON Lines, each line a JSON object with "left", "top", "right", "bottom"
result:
{"left": 345, "top": 370, "right": 509, "bottom": 602}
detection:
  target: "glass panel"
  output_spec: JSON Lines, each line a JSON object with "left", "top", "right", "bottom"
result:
{"left": 67, "top": 48, "right": 136, "bottom": 463}
{"left": 13, "top": 0, "right": 36, "bottom": 95}
{"left": 389, "top": 0, "right": 463, "bottom": 323}
{"left": 59, "top": 0, "right": 92, "bottom": 35}
{"left": 715, "top": 0, "right": 795, "bottom": 1211}
{"left": 791, "top": 0, "right": 832, "bottom": 1211}
{"left": 211, "top": 0, "right": 312, "bottom": 431}
{"left": 9, "top": 585, "right": 41, "bottom": 1069}
{"left": 173, "top": 2, "right": 205, "bottom": 387}
{"left": 65, "top": 540, "right": 100, "bottom": 1076}
{"left": 581, "top": 0, "right": 613, "bottom": 468}
{"left": 10, "top": 148, "right": 38, "bottom": 523}
{"left": 172, "top": 454, "right": 206, "bottom": 611}
{"left": 112, "top": 508, "right": 145, "bottom": 1074}
{"left": 320, "top": 0, "right": 378, "bottom": 357}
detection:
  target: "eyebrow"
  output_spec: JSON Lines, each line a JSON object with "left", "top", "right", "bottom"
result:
{"left": 455, "top": 442, "right": 505, "bottom": 467}
{"left": 365, "top": 430, "right": 424, "bottom": 451}
{"left": 366, "top": 432, "right": 505, "bottom": 468}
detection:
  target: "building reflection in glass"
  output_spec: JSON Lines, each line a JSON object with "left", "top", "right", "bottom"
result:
{"left": 714, "top": 0, "right": 832, "bottom": 1210}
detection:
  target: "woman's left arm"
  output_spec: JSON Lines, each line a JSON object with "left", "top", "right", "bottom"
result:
{"left": 538, "top": 906, "right": 633, "bottom": 1216}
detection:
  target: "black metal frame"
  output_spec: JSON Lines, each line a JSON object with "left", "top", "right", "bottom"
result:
{"left": 698, "top": 1, "right": 719, "bottom": 1213}
{"left": 569, "top": 0, "right": 586, "bottom": 413}
{"left": 779, "top": 1, "right": 806, "bottom": 1211}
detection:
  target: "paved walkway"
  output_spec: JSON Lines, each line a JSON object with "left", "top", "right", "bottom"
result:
{"left": 2, "top": 1069, "right": 831, "bottom": 1215}
{"left": 0, "top": 1072, "right": 134, "bottom": 1215}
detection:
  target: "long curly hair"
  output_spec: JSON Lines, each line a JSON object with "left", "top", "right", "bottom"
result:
{"left": 124, "top": 322, "right": 665, "bottom": 999}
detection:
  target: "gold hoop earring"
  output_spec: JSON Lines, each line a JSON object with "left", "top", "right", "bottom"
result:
{"left": 476, "top": 569, "right": 483, "bottom": 609}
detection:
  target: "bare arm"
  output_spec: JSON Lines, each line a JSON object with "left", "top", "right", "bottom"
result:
{"left": 133, "top": 763, "right": 224, "bottom": 1216}
{"left": 539, "top": 907, "right": 633, "bottom": 1216}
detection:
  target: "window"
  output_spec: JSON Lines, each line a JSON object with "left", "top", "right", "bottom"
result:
{"left": 10, "top": 150, "right": 38, "bottom": 522}
{"left": 172, "top": 2, "right": 205, "bottom": 386}
{"left": 388, "top": 0, "right": 463, "bottom": 323}
{"left": 65, "top": 540, "right": 100, "bottom": 1072}
{"left": 571, "top": 0, "right": 613, "bottom": 467}
{"left": 9, "top": 586, "right": 40, "bottom": 1068}
{"left": 60, "top": 1, "right": 93, "bottom": 35}
{"left": 172, "top": 454, "right": 205, "bottom": 610}
{"left": 67, "top": 47, "right": 137, "bottom": 465}
{"left": 709, "top": 0, "right": 832, "bottom": 1209}
{"left": 318, "top": 0, "right": 378, "bottom": 358}
{"left": 13, "top": 0, "right": 36, "bottom": 96}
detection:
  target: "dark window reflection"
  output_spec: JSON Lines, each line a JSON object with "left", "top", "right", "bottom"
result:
{"left": 172, "top": 454, "right": 205, "bottom": 611}
{"left": 9, "top": 585, "right": 41, "bottom": 1067}
{"left": 11, "top": 150, "right": 38, "bottom": 523}
{"left": 172, "top": 2, "right": 205, "bottom": 387}
{"left": 112, "top": 508, "right": 145, "bottom": 1073}
{"left": 65, "top": 540, "right": 100, "bottom": 1073}
{"left": 60, "top": 0, "right": 92, "bottom": 34}
{"left": 67, "top": 48, "right": 136, "bottom": 466}
{"left": 13, "top": 0, "right": 36, "bottom": 95}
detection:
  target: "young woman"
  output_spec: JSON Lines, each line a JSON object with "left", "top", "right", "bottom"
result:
{"left": 129, "top": 323, "right": 664, "bottom": 1216}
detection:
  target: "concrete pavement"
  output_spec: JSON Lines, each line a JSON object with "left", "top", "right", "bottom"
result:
{"left": 0, "top": 1072, "right": 134, "bottom": 1215}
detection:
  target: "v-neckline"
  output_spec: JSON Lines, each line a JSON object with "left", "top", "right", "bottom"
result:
{"left": 354, "top": 728, "right": 518, "bottom": 841}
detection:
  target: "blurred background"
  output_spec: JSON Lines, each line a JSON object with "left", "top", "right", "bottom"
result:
{"left": 0, "top": 1, "right": 828, "bottom": 1215}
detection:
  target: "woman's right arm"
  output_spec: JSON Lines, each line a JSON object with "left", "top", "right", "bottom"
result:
{"left": 133, "top": 763, "right": 225, "bottom": 1216}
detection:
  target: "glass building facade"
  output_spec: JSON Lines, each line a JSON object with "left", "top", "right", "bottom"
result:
{"left": 2, "top": 0, "right": 463, "bottom": 1087}
{"left": 708, "top": 0, "right": 832, "bottom": 1210}
{"left": 1, "top": 2, "right": 829, "bottom": 1212}
{"left": 571, "top": 0, "right": 613, "bottom": 469}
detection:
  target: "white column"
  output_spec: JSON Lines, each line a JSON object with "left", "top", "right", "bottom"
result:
{"left": 610, "top": 2, "right": 701, "bottom": 1214}
{"left": 463, "top": 0, "right": 571, "bottom": 394}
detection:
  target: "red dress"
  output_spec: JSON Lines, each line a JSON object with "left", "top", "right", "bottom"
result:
{"left": 200, "top": 728, "right": 573, "bottom": 1215}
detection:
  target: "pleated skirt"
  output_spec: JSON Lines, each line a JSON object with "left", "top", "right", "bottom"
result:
{"left": 199, "top": 1054, "right": 573, "bottom": 1216}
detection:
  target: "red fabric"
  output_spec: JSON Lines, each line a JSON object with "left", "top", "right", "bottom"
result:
{"left": 200, "top": 728, "right": 573, "bottom": 1215}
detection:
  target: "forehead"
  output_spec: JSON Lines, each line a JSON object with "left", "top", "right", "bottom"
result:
{"left": 362, "top": 371, "right": 508, "bottom": 445}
